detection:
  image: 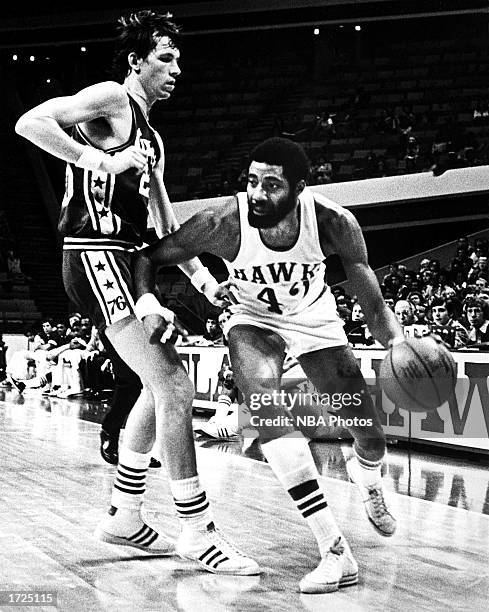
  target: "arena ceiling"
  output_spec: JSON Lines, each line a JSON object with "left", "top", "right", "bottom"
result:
{"left": 2, "top": 0, "right": 487, "bottom": 47}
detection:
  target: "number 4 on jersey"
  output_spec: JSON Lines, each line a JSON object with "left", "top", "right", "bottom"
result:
{"left": 256, "top": 287, "right": 283, "bottom": 314}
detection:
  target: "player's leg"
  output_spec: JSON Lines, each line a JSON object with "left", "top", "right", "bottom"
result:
{"left": 98, "top": 330, "right": 146, "bottom": 465}
{"left": 228, "top": 324, "right": 357, "bottom": 593}
{"left": 104, "top": 316, "right": 259, "bottom": 574}
{"left": 298, "top": 345, "right": 396, "bottom": 536}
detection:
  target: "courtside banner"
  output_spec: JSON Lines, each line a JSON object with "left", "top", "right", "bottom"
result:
{"left": 177, "top": 346, "right": 489, "bottom": 452}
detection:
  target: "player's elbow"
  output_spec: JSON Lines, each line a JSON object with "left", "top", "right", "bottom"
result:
{"left": 15, "top": 114, "right": 32, "bottom": 138}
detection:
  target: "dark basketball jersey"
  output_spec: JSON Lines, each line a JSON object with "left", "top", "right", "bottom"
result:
{"left": 58, "top": 94, "right": 161, "bottom": 247}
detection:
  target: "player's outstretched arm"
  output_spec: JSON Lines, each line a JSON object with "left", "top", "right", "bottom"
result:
{"left": 133, "top": 206, "right": 231, "bottom": 300}
{"left": 15, "top": 82, "right": 148, "bottom": 175}
{"left": 325, "top": 208, "right": 404, "bottom": 348}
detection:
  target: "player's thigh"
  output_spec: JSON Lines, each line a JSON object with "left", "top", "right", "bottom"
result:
{"left": 105, "top": 316, "right": 193, "bottom": 398}
{"left": 227, "top": 324, "right": 286, "bottom": 394}
{"left": 298, "top": 345, "right": 382, "bottom": 421}
{"left": 298, "top": 344, "right": 367, "bottom": 396}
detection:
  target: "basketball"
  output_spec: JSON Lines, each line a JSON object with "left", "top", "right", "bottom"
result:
{"left": 380, "top": 336, "right": 457, "bottom": 412}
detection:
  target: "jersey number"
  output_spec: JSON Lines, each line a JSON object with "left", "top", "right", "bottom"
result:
{"left": 256, "top": 288, "right": 282, "bottom": 314}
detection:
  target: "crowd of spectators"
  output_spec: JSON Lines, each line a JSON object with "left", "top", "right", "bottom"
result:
{"left": 5, "top": 312, "right": 113, "bottom": 398}
{"left": 337, "top": 235, "right": 489, "bottom": 350}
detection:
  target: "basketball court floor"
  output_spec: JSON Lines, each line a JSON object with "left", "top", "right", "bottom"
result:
{"left": 1, "top": 387, "right": 488, "bottom": 611}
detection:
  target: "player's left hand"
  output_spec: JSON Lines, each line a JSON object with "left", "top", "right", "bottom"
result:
{"left": 143, "top": 313, "right": 188, "bottom": 345}
{"left": 207, "top": 279, "right": 240, "bottom": 308}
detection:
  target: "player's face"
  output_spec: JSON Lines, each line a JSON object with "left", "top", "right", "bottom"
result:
{"left": 247, "top": 162, "right": 297, "bottom": 228}
{"left": 139, "top": 36, "right": 181, "bottom": 100}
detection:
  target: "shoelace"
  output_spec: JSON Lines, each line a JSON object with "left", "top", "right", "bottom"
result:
{"left": 209, "top": 527, "right": 247, "bottom": 558}
{"left": 367, "top": 486, "right": 390, "bottom": 518}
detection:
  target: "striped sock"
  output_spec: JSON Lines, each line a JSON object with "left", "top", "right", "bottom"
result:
{"left": 261, "top": 433, "right": 341, "bottom": 556}
{"left": 215, "top": 394, "right": 232, "bottom": 421}
{"left": 111, "top": 446, "right": 151, "bottom": 510}
{"left": 170, "top": 475, "right": 212, "bottom": 529}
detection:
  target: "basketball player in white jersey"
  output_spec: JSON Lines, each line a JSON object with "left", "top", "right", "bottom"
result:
{"left": 15, "top": 9, "right": 259, "bottom": 576}
{"left": 133, "top": 137, "right": 406, "bottom": 593}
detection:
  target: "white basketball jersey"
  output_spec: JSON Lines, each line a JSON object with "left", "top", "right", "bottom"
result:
{"left": 225, "top": 188, "right": 337, "bottom": 317}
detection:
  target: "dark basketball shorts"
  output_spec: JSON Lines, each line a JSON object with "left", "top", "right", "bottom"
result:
{"left": 62, "top": 238, "right": 137, "bottom": 331}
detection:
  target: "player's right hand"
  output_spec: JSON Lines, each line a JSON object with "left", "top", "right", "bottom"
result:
{"left": 142, "top": 313, "right": 188, "bottom": 345}
{"left": 102, "top": 145, "right": 148, "bottom": 175}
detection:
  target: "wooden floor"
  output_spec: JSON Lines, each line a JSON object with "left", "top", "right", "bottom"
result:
{"left": 1, "top": 388, "right": 488, "bottom": 611}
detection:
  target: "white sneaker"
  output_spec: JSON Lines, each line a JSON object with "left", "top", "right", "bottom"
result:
{"left": 300, "top": 537, "right": 358, "bottom": 594}
{"left": 176, "top": 521, "right": 260, "bottom": 575}
{"left": 194, "top": 419, "right": 241, "bottom": 440}
{"left": 346, "top": 456, "right": 396, "bottom": 537}
{"left": 94, "top": 506, "right": 175, "bottom": 555}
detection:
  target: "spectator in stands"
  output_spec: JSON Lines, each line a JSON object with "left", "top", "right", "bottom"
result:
{"left": 7, "top": 250, "right": 23, "bottom": 278}
{"left": 464, "top": 296, "right": 489, "bottom": 346}
{"left": 344, "top": 303, "right": 375, "bottom": 347}
{"left": 468, "top": 255, "right": 488, "bottom": 284}
{"left": 404, "top": 136, "right": 421, "bottom": 173}
{"left": 7, "top": 318, "right": 59, "bottom": 385}
{"left": 395, "top": 299, "right": 430, "bottom": 339}
{"left": 429, "top": 296, "right": 469, "bottom": 349}
{"left": 407, "top": 290, "right": 422, "bottom": 307}
{"left": 217, "top": 308, "right": 232, "bottom": 346}
{"left": 414, "top": 303, "right": 429, "bottom": 326}
{"left": 312, "top": 159, "right": 334, "bottom": 184}
{"left": 194, "top": 313, "right": 224, "bottom": 346}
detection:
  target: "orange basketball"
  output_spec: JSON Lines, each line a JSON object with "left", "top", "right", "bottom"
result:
{"left": 380, "top": 336, "right": 457, "bottom": 412}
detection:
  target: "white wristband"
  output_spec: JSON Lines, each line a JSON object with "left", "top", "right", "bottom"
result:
{"left": 388, "top": 336, "right": 406, "bottom": 347}
{"left": 134, "top": 293, "right": 175, "bottom": 323}
{"left": 75, "top": 146, "right": 106, "bottom": 171}
{"left": 190, "top": 267, "right": 217, "bottom": 293}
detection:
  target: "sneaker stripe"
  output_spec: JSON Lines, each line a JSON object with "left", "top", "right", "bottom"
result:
{"left": 142, "top": 531, "right": 159, "bottom": 547}
{"left": 199, "top": 545, "right": 217, "bottom": 561}
{"left": 212, "top": 555, "right": 230, "bottom": 569}
{"left": 206, "top": 550, "right": 225, "bottom": 566}
{"left": 131, "top": 525, "right": 153, "bottom": 544}
{"left": 133, "top": 528, "right": 155, "bottom": 545}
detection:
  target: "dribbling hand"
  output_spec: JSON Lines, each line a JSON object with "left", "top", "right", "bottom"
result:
{"left": 102, "top": 145, "right": 148, "bottom": 175}
{"left": 210, "top": 279, "right": 240, "bottom": 308}
{"left": 142, "top": 313, "right": 188, "bottom": 345}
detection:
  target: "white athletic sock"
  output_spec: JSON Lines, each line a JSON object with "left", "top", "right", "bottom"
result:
{"left": 344, "top": 443, "right": 383, "bottom": 486}
{"left": 111, "top": 446, "right": 151, "bottom": 510}
{"left": 261, "top": 432, "right": 342, "bottom": 556}
{"left": 170, "top": 475, "right": 212, "bottom": 530}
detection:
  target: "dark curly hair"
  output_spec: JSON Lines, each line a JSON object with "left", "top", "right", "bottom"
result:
{"left": 249, "top": 137, "right": 310, "bottom": 188}
{"left": 111, "top": 9, "right": 181, "bottom": 81}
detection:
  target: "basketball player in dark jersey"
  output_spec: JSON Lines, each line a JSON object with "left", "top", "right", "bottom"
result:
{"left": 15, "top": 10, "right": 258, "bottom": 576}
{"left": 133, "top": 137, "right": 407, "bottom": 593}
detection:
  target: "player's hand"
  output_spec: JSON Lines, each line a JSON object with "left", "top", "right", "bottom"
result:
{"left": 208, "top": 279, "right": 240, "bottom": 307}
{"left": 142, "top": 313, "right": 188, "bottom": 345}
{"left": 102, "top": 145, "right": 148, "bottom": 175}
